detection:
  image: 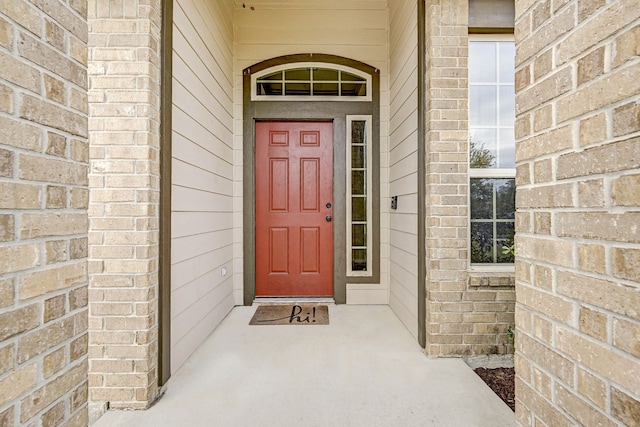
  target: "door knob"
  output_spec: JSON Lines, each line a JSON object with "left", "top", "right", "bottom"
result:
{"left": 326, "top": 215, "right": 332, "bottom": 222}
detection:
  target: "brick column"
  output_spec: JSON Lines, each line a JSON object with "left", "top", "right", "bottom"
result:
{"left": 87, "top": 0, "right": 162, "bottom": 417}
{"left": 423, "top": 0, "right": 516, "bottom": 358}
{"left": 0, "top": 1, "right": 89, "bottom": 425}
{"left": 514, "top": 0, "right": 640, "bottom": 425}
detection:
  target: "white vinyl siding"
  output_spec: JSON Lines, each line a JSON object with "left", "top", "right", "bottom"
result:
{"left": 234, "top": 0, "right": 390, "bottom": 304}
{"left": 171, "top": 0, "right": 235, "bottom": 373}
{"left": 388, "top": 0, "right": 419, "bottom": 338}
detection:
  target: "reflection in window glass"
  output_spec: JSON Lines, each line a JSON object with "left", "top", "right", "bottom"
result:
{"left": 496, "top": 222, "right": 515, "bottom": 262}
{"left": 313, "top": 83, "right": 339, "bottom": 96}
{"left": 352, "top": 249, "right": 367, "bottom": 271}
{"left": 313, "top": 68, "right": 338, "bottom": 81}
{"left": 284, "top": 83, "right": 310, "bottom": 96}
{"left": 499, "top": 43, "right": 516, "bottom": 83}
{"left": 261, "top": 71, "right": 283, "bottom": 81}
{"left": 351, "top": 146, "right": 365, "bottom": 168}
{"left": 499, "top": 86, "right": 516, "bottom": 127}
{"left": 352, "top": 197, "right": 366, "bottom": 221}
{"left": 470, "top": 86, "right": 497, "bottom": 127}
{"left": 470, "top": 178, "right": 515, "bottom": 263}
{"left": 469, "top": 41, "right": 515, "bottom": 170}
{"left": 470, "top": 179, "right": 493, "bottom": 219}
{"left": 469, "top": 130, "right": 497, "bottom": 168}
{"left": 342, "top": 83, "right": 366, "bottom": 96}
{"left": 351, "top": 171, "right": 366, "bottom": 195}
{"left": 469, "top": 42, "right": 497, "bottom": 82}
{"left": 352, "top": 224, "right": 366, "bottom": 246}
{"left": 352, "top": 120, "right": 365, "bottom": 142}
{"left": 257, "top": 82, "right": 282, "bottom": 96}
{"left": 342, "top": 71, "right": 363, "bottom": 81}
{"left": 285, "top": 68, "right": 310, "bottom": 80}
{"left": 498, "top": 129, "right": 516, "bottom": 168}
{"left": 471, "top": 222, "right": 494, "bottom": 263}
{"left": 496, "top": 179, "right": 516, "bottom": 219}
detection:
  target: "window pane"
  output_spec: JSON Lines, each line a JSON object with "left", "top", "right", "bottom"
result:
{"left": 470, "top": 178, "right": 493, "bottom": 219}
{"left": 351, "top": 121, "right": 366, "bottom": 143}
{"left": 342, "top": 83, "right": 366, "bottom": 96}
{"left": 496, "top": 222, "right": 515, "bottom": 263}
{"left": 352, "top": 224, "right": 367, "bottom": 246}
{"left": 260, "top": 71, "right": 283, "bottom": 81}
{"left": 498, "top": 129, "right": 516, "bottom": 168}
{"left": 313, "top": 83, "right": 339, "bottom": 96}
{"left": 469, "top": 42, "right": 497, "bottom": 83}
{"left": 499, "top": 42, "right": 516, "bottom": 83}
{"left": 352, "top": 171, "right": 366, "bottom": 195}
{"left": 352, "top": 197, "right": 366, "bottom": 221}
{"left": 499, "top": 85, "right": 515, "bottom": 127}
{"left": 352, "top": 146, "right": 366, "bottom": 168}
{"left": 471, "top": 222, "right": 494, "bottom": 263}
{"left": 313, "top": 68, "right": 338, "bottom": 81}
{"left": 257, "top": 82, "right": 282, "bottom": 95}
{"left": 341, "top": 71, "right": 365, "bottom": 82}
{"left": 352, "top": 249, "right": 367, "bottom": 271}
{"left": 469, "top": 130, "right": 497, "bottom": 168}
{"left": 496, "top": 179, "right": 516, "bottom": 219}
{"left": 470, "top": 178, "right": 515, "bottom": 264}
{"left": 470, "top": 85, "right": 497, "bottom": 126}
{"left": 285, "top": 68, "right": 310, "bottom": 80}
{"left": 284, "top": 83, "right": 310, "bottom": 95}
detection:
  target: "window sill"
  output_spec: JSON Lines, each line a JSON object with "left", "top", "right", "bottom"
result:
{"left": 468, "top": 268, "right": 515, "bottom": 287}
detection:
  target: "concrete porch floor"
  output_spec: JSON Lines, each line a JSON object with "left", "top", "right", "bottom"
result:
{"left": 93, "top": 305, "right": 515, "bottom": 426}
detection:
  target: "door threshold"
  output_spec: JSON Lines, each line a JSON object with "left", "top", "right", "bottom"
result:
{"left": 253, "top": 297, "right": 335, "bottom": 306}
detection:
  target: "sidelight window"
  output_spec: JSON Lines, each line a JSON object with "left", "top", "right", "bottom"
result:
{"left": 347, "top": 116, "right": 372, "bottom": 276}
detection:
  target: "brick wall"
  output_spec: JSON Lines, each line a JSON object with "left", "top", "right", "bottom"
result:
{"left": 514, "top": 0, "right": 640, "bottom": 424}
{"left": 0, "top": 0, "right": 89, "bottom": 425}
{"left": 87, "top": 0, "right": 162, "bottom": 418}
{"left": 424, "top": 0, "right": 516, "bottom": 358}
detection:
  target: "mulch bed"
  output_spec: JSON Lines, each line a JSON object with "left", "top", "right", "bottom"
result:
{"left": 474, "top": 367, "right": 515, "bottom": 412}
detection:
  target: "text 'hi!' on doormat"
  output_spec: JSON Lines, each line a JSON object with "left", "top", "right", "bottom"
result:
{"left": 249, "top": 304, "right": 329, "bottom": 325}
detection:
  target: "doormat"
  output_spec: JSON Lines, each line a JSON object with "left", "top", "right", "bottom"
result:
{"left": 249, "top": 304, "right": 329, "bottom": 325}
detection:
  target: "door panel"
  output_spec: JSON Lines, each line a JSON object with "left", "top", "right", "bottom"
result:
{"left": 300, "top": 227, "right": 320, "bottom": 273}
{"left": 270, "top": 228, "right": 289, "bottom": 273}
{"left": 270, "top": 159, "right": 288, "bottom": 211}
{"left": 256, "top": 122, "right": 333, "bottom": 296}
{"left": 301, "top": 159, "right": 319, "bottom": 211}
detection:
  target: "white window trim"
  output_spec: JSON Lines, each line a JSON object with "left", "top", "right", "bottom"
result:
{"left": 469, "top": 264, "right": 516, "bottom": 273}
{"left": 469, "top": 168, "right": 516, "bottom": 178}
{"left": 251, "top": 62, "right": 372, "bottom": 102}
{"left": 468, "top": 34, "right": 516, "bottom": 270}
{"left": 346, "top": 115, "right": 373, "bottom": 277}
{"left": 470, "top": 34, "right": 514, "bottom": 42}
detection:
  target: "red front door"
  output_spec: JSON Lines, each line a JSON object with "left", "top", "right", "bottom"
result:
{"left": 255, "top": 122, "right": 334, "bottom": 296}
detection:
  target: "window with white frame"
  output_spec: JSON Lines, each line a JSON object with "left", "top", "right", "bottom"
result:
{"left": 469, "top": 36, "right": 516, "bottom": 264}
{"left": 346, "top": 116, "right": 373, "bottom": 276}
{"left": 251, "top": 63, "right": 372, "bottom": 101}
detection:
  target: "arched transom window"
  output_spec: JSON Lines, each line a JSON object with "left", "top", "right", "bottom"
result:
{"left": 251, "top": 63, "right": 372, "bottom": 101}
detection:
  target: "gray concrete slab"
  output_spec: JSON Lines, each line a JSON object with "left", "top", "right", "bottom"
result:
{"left": 93, "top": 305, "right": 515, "bottom": 426}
